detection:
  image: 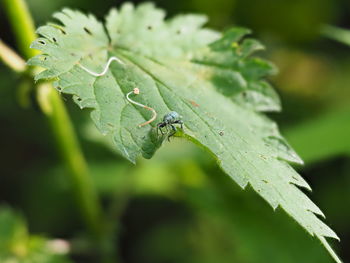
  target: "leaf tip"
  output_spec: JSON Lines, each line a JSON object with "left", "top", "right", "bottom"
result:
{"left": 319, "top": 236, "right": 343, "bottom": 263}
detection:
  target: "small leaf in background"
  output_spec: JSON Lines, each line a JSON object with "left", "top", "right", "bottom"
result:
{"left": 0, "top": 206, "right": 71, "bottom": 263}
{"left": 322, "top": 25, "right": 350, "bottom": 46}
{"left": 28, "top": 3, "right": 341, "bottom": 262}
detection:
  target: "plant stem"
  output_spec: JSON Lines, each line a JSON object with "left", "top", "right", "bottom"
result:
{"left": 2, "top": 0, "right": 104, "bottom": 239}
{"left": 0, "top": 39, "right": 27, "bottom": 73}
{"left": 37, "top": 84, "right": 103, "bottom": 237}
{"left": 2, "top": 0, "right": 38, "bottom": 59}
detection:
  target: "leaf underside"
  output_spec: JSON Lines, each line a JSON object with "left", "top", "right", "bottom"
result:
{"left": 28, "top": 3, "right": 340, "bottom": 262}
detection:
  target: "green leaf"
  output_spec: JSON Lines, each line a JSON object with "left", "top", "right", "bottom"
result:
{"left": 285, "top": 106, "right": 350, "bottom": 164}
{"left": 28, "top": 3, "right": 341, "bottom": 262}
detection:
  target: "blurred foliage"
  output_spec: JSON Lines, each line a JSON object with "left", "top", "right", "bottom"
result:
{"left": 234, "top": 0, "right": 336, "bottom": 43}
{"left": 322, "top": 25, "right": 350, "bottom": 46}
{"left": 0, "top": 206, "right": 71, "bottom": 263}
{"left": 0, "top": 0, "right": 350, "bottom": 262}
{"left": 285, "top": 106, "right": 350, "bottom": 163}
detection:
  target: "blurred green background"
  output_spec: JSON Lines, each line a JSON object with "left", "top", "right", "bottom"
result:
{"left": 0, "top": 0, "right": 349, "bottom": 262}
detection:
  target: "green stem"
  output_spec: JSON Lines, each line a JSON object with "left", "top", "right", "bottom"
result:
{"left": 37, "top": 84, "right": 103, "bottom": 237}
{"left": 2, "top": 0, "right": 38, "bottom": 59}
{"left": 2, "top": 0, "right": 104, "bottom": 239}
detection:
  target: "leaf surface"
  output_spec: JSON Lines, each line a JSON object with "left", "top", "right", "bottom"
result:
{"left": 28, "top": 3, "right": 340, "bottom": 262}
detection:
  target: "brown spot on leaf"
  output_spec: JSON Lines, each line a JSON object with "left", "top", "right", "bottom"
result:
{"left": 189, "top": 100, "right": 199, "bottom": 107}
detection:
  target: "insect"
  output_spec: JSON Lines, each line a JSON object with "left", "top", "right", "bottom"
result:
{"left": 157, "top": 111, "right": 184, "bottom": 140}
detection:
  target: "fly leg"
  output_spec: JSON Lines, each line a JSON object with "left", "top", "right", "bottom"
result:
{"left": 174, "top": 120, "right": 183, "bottom": 129}
{"left": 167, "top": 124, "right": 177, "bottom": 141}
{"left": 157, "top": 123, "right": 166, "bottom": 136}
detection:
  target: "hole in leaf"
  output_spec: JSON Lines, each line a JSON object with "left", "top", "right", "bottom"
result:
{"left": 60, "top": 28, "right": 67, "bottom": 35}
{"left": 38, "top": 40, "right": 46, "bottom": 45}
{"left": 147, "top": 25, "right": 153, "bottom": 30}
{"left": 83, "top": 27, "right": 92, "bottom": 35}
{"left": 52, "top": 37, "right": 57, "bottom": 42}
{"left": 259, "top": 154, "right": 267, "bottom": 160}
{"left": 39, "top": 55, "right": 47, "bottom": 61}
